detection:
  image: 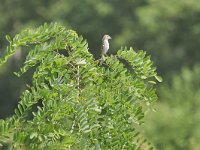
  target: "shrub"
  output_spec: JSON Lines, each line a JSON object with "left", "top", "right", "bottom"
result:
{"left": 0, "top": 23, "right": 161, "bottom": 149}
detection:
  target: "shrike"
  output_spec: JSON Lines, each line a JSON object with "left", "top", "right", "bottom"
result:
{"left": 101, "top": 34, "right": 112, "bottom": 64}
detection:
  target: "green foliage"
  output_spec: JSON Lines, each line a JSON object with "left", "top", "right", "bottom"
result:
{"left": 0, "top": 23, "right": 160, "bottom": 149}
{"left": 1, "top": 0, "right": 200, "bottom": 127}
{"left": 1, "top": 0, "right": 200, "bottom": 73}
{"left": 136, "top": 0, "right": 200, "bottom": 73}
{"left": 144, "top": 65, "right": 200, "bottom": 150}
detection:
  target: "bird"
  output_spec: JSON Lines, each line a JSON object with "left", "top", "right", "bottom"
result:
{"left": 100, "top": 34, "right": 112, "bottom": 64}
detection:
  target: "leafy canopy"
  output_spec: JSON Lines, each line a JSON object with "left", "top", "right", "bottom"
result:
{"left": 0, "top": 23, "right": 161, "bottom": 149}
{"left": 144, "top": 65, "right": 200, "bottom": 150}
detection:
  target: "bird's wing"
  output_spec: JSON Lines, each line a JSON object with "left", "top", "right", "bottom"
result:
{"left": 101, "top": 42, "right": 105, "bottom": 55}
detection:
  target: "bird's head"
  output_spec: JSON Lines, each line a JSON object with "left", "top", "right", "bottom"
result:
{"left": 102, "top": 35, "right": 112, "bottom": 41}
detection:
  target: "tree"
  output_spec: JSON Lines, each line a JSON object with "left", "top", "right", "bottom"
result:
{"left": 1, "top": 0, "right": 200, "bottom": 119}
{"left": 144, "top": 65, "right": 200, "bottom": 150}
{"left": 0, "top": 23, "right": 161, "bottom": 149}
{"left": 135, "top": 0, "right": 200, "bottom": 73}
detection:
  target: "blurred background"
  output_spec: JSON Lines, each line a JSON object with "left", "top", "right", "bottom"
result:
{"left": 0, "top": 0, "right": 200, "bottom": 149}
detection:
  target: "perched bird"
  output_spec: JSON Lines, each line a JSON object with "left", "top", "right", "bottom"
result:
{"left": 100, "top": 34, "right": 112, "bottom": 64}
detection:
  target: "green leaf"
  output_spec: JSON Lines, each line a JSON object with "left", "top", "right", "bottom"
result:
{"left": 148, "top": 80, "right": 156, "bottom": 84}
{"left": 30, "top": 132, "right": 38, "bottom": 139}
{"left": 5, "top": 35, "right": 12, "bottom": 42}
{"left": 155, "top": 75, "right": 163, "bottom": 82}
{"left": 76, "top": 59, "right": 86, "bottom": 65}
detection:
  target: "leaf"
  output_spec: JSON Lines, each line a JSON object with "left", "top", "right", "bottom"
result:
{"left": 76, "top": 59, "right": 86, "bottom": 65}
{"left": 30, "top": 132, "right": 38, "bottom": 139}
{"left": 5, "top": 35, "right": 12, "bottom": 42}
{"left": 155, "top": 75, "right": 163, "bottom": 82}
{"left": 148, "top": 81, "right": 156, "bottom": 84}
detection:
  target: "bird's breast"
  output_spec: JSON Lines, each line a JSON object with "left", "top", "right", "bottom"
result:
{"left": 103, "top": 40, "right": 109, "bottom": 54}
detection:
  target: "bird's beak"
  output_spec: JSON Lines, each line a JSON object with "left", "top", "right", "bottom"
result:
{"left": 109, "top": 36, "right": 112, "bottom": 39}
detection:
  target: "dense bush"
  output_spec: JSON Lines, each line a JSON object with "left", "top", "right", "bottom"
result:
{"left": 0, "top": 23, "right": 161, "bottom": 149}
